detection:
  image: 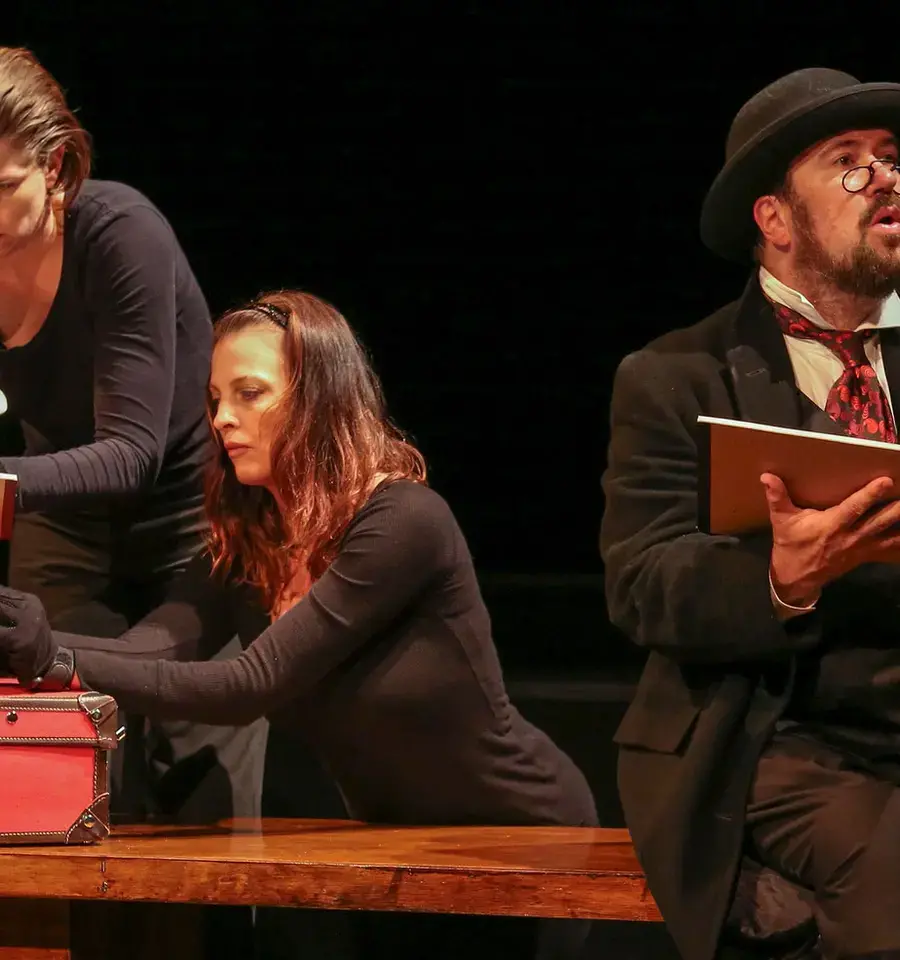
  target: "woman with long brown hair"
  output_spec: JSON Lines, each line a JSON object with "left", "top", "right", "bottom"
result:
{"left": 0, "top": 288, "right": 598, "bottom": 957}
{"left": 204, "top": 291, "right": 428, "bottom": 620}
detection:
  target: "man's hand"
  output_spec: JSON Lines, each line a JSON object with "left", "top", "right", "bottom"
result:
{"left": 762, "top": 473, "right": 900, "bottom": 607}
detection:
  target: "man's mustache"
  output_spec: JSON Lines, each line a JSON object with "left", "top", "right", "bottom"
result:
{"left": 863, "top": 195, "right": 900, "bottom": 227}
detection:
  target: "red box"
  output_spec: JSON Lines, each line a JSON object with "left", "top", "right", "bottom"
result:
{"left": 0, "top": 678, "right": 120, "bottom": 844}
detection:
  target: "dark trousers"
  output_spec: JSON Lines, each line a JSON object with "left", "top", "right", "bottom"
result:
{"left": 7, "top": 509, "right": 268, "bottom": 960}
{"left": 747, "top": 728, "right": 900, "bottom": 960}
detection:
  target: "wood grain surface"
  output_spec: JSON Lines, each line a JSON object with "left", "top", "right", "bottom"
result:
{"left": 0, "top": 819, "right": 662, "bottom": 922}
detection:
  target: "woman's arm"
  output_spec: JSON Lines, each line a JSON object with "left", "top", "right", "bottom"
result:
{"left": 73, "top": 484, "right": 451, "bottom": 724}
{"left": 4, "top": 203, "right": 197, "bottom": 511}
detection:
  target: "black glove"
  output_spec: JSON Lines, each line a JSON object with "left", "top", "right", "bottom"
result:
{"left": 0, "top": 588, "right": 59, "bottom": 688}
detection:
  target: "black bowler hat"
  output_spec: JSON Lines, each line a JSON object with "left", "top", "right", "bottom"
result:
{"left": 700, "top": 68, "right": 900, "bottom": 262}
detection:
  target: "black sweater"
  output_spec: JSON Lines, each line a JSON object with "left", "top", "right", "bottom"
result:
{"left": 0, "top": 180, "right": 212, "bottom": 568}
{"left": 64, "top": 481, "right": 598, "bottom": 827}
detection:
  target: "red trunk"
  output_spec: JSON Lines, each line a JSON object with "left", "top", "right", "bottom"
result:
{"left": 0, "top": 678, "right": 119, "bottom": 844}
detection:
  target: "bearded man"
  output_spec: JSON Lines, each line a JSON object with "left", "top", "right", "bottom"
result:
{"left": 602, "top": 68, "right": 900, "bottom": 960}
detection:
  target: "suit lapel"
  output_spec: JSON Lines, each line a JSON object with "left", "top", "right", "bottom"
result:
{"left": 880, "top": 327, "right": 900, "bottom": 418}
{"left": 725, "top": 277, "right": 805, "bottom": 430}
{"left": 797, "top": 393, "right": 846, "bottom": 437}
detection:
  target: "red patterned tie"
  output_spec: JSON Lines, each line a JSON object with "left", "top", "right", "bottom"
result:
{"left": 772, "top": 303, "right": 897, "bottom": 443}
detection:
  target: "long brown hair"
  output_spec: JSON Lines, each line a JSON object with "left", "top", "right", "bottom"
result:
{"left": 205, "top": 290, "right": 427, "bottom": 613}
{"left": 0, "top": 47, "right": 92, "bottom": 204}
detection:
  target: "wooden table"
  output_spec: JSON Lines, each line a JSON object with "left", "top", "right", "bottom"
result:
{"left": 0, "top": 818, "right": 661, "bottom": 958}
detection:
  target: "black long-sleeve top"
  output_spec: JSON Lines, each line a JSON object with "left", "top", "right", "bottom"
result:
{"left": 62, "top": 481, "right": 597, "bottom": 827}
{"left": 0, "top": 180, "right": 212, "bottom": 572}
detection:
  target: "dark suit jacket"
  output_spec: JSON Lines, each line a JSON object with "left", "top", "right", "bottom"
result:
{"left": 600, "top": 275, "right": 900, "bottom": 960}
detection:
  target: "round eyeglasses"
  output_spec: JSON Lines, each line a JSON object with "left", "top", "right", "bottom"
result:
{"left": 842, "top": 159, "right": 900, "bottom": 195}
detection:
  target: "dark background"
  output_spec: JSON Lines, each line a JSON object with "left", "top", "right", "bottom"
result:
{"left": 2, "top": 5, "right": 881, "bottom": 955}
{"left": 1, "top": 3, "right": 877, "bottom": 678}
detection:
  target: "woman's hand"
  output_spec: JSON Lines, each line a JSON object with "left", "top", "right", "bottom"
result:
{"left": 0, "top": 588, "right": 59, "bottom": 687}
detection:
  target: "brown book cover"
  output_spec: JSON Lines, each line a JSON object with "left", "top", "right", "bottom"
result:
{"left": 697, "top": 416, "right": 900, "bottom": 535}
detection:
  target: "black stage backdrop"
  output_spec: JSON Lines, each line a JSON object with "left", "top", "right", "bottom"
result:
{"left": 2, "top": 6, "right": 876, "bottom": 955}
{"left": 2, "top": 2, "right": 874, "bottom": 676}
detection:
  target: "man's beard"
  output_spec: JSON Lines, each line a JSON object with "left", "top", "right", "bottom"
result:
{"left": 789, "top": 190, "right": 900, "bottom": 299}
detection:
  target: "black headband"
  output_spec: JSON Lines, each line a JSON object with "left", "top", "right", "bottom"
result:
{"left": 248, "top": 302, "right": 289, "bottom": 328}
